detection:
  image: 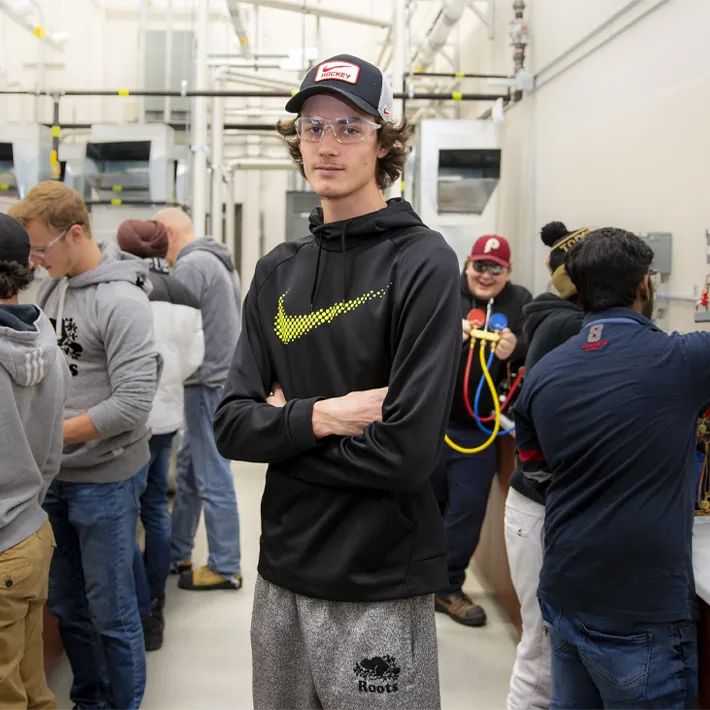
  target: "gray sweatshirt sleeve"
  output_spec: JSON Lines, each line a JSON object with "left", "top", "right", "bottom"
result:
{"left": 87, "top": 285, "right": 160, "bottom": 438}
{"left": 172, "top": 257, "right": 205, "bottom": 303}
{"left": 40, "top": 356, "right": 70, "bottom": 503}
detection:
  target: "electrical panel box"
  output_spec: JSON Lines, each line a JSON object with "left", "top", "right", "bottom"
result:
{"left": 285, "top": 191, "right": 321, "bottom": 242}
{"left": 639, "top": 232, "right": 672, "bottom": 275}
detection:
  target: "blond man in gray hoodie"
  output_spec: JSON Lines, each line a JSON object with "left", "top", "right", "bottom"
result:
{"left": 0, "top": 213, "right": 69, "bottom": 709}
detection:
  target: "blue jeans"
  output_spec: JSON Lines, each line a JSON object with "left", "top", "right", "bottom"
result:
{"left": 44, "top": 470, "right": 148, "bottom": 710}
{"left": 133, "top": 432, "right": 175, "bottom": 616}
{"left": 541, "top": 600, "right": 698, "bottom": 709}
{"left": 171, "top": 385, "right": 241, "bottom": 578}
{"left": 431, "top": 425, "right": 498, "bottom": 594}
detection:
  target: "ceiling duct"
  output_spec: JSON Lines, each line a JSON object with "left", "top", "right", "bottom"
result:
{"left": 412, "top": 0, "right": 471, "bottom": 72}
{"left": 226, "top": 1, "right": 252, "bottom": 58}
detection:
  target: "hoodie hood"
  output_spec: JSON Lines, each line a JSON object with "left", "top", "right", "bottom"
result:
{"left": 177, "top": 237, "right": 235, "bottom": 272}
{"left": 308, "top": 198, "right": 425, "bottom": 248}
{"left": 306, "top": 198, "right": 425, "bottom": 309}
{"left": 39, "top": 242, "right": 151, "bottom": 342}
{"left": 523, "top": 292, "right": 582, "bottom": 341}
{"left": 0, "top": 305, "right": 62, "bottom": 386}
{"left": 68, "top": 242, "right": 153, "bottom": 291}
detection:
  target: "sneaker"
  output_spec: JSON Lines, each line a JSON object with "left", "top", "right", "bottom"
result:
{"left": 142, "top": 613, "right": 163, "bottom": 652}
{"left": 169, "top": 560, "right": 192, "bottom": 575}
{"left": 178, "top": 565, "right": 242, "bottom": 591}
{"left": 435, "top": 591, "right": 487, "bottom": 627}
{"left": 151, "top": 596, "right": 165, "bottom": 627}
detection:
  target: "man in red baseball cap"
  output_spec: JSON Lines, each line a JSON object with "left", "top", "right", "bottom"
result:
{"left": 431, "top": 234, "right": 532, "bottom": 627}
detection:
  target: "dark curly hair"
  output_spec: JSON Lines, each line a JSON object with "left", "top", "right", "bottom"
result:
{"left": 276, "top": 116, "right": 413, "bottom": 191}
{"left": 0, "top": 261, "right": 34, "bottom": 300}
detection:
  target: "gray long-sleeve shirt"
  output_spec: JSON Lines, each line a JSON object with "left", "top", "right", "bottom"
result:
{"left": 36, "top": 243, "right": 162, "bottom": 483}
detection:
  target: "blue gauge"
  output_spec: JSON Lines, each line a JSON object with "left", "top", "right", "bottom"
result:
{"left": 489, "top": 313, "right": 509, "bottom": 331}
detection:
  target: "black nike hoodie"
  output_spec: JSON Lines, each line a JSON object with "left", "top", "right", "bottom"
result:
{"left": 214, "top": 198, "right": 462, "bottom": 602}
{"left": 509, "top": 292, "right": 584, "bottom": 505}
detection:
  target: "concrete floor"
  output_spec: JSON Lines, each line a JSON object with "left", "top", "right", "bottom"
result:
{"left": 49, "top": 461, "right": 518, "bottom": 710}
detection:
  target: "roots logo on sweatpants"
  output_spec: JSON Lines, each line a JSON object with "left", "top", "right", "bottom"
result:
{"left": 353, "top": 655, "right": 400, "bottom": 694}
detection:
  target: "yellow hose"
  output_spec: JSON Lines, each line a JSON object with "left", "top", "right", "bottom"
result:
{"left": 444, "top": 339, "right": 501, "bottom": 454}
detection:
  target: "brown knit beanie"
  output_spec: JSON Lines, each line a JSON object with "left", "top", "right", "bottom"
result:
{"left": 116, "top": 220, "right": 169, "bottom": 259}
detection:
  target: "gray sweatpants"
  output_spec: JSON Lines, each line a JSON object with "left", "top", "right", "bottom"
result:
{"left": 252, "top": 575, "right": 442, "bottom": 710}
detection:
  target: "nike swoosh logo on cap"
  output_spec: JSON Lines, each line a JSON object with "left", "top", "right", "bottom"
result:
{"left": 274, "top": 285, "right": 391, "bottom": 344}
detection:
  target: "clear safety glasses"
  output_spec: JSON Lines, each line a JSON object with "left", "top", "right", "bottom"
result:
{"left": 30, "top": 222, "right": 82, "bottom": 258}
{"left": 295, "top": 116, "right": 382, "bottom": 145}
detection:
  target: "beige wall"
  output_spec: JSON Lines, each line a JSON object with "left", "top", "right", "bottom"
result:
{"left": 459, "top": 0, "right": 710, "bottom": 332}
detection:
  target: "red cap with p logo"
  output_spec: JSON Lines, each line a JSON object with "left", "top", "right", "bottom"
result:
{"left": 470, "top": 235, "right": 511, "bottom": 268}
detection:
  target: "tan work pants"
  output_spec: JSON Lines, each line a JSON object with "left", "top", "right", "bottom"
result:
{"left": 0, "top": 520, "right": 57, "bottom": 709}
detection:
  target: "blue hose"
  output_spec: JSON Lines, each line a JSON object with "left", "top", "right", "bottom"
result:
{"left": 473, "top": 350, "right": 515, "bottom": 436}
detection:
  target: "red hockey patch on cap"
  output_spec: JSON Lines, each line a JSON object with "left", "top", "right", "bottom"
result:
{"left": 314, "top": 61, "right": 361, "bottom": 85}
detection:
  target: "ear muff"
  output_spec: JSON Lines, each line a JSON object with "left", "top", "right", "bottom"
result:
{"left": 551, "top": 264, "right": 577, "bottom": 299}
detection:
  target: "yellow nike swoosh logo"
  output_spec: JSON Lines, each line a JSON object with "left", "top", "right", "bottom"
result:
{"left": 274, "top": 284, "right": 391, "bottom": 344}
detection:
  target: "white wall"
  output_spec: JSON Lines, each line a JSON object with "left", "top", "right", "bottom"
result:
{"left": 459, "top": 0, "right": 710, "bottom": 332}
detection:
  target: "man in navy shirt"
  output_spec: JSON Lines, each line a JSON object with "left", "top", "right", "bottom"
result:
{"left": 514, "top": 227, "right": 706, "bottom": 709}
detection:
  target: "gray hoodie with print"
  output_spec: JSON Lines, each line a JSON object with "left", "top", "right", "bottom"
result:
{"left": 0, "top": 305, "right": 69, "bottom": 554}
{"left": 36, "top": 243, "right": 162, "bottom": 484}
{"left": 172, "top": 237, "right": 241, "bottom": 388}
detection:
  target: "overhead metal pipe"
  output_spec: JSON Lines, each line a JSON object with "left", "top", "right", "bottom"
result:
{"left": 192, "top": 0, "right": 209, "bottom": 236}
{"left": 10, "top": 89, "right": 508, "bottom": 100}
{"left": 407, "top": 71, "right": 511, "bottom": 79}
{"left": 225, "top": 172, "right": 236, "bottom": 261}
{"left": 226, "top": 158, "right": 293, "bottom": 170}
{"left": 238, "top": 0, "right": 390, "bottom": 28}
{"left": 211, "top": 72, "right": 225, "bottom": 244}
{"left": 226, "top": 2, "right": 252, "bottom": 59}
{"left": 164, "top": 0, "right": 173, "bottom": 122}
{"left": 138, "top": 0, "right": 147, "bottom": 122}
{"left": 50, "top": 96, "right": 60, "bottom": 179}
{"left": 220, "top": 70, "right": 299, "bottom": 91}
{"left": 0, "top": 0, "right": 67, "bottom": 52}
{"left": 412, "top": 0, "right": 471, "bottom": 72}
{"left": 207, "top": 58, "right": 283, "bottom": 68}
{"left": 46, "top": 122, "right": 282, "bottom": 132}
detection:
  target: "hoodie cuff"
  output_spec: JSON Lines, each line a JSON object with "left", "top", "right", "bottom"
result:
{"left": 287, "top": 397, "right": 324, "bottom": 452}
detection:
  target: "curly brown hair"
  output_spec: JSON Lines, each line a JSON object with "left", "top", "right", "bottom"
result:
{"left": 276, "top": 116, "right": 413, "bottom": 191}
{"left": 0, "top": 261, "right": 34, "bottom": 300}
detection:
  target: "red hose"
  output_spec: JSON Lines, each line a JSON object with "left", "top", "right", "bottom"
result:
{"left": 463, "top": 340, "right": 525, "bottom": 422}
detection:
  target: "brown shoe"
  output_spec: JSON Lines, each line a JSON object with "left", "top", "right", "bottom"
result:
{"left": 435, "top": 591, "right": 487, "bottom": 627}
{"left": 178, "top": 565, "right": 242, "bottom": 591}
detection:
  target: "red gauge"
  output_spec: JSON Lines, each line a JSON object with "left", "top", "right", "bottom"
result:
{"left": 467, "top": 309, "right": 486, "bottom": 328}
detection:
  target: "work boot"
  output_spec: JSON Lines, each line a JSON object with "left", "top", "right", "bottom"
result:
{"left": 169, "top": 559, "right": 192, "bottom": 575}
{"left": 435, "top": 591, "right": 487, "bottom": 627}
{"left": 178, "top": 565, "right": 242, "bottom": 591}
{"left": 151, "top": 596, "right": 166, "bottom": 627}
{"left": 142, "top": 613, "right": 164, "bottom": 652}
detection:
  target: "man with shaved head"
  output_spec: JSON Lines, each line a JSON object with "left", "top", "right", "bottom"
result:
{"left": 154, "top": 208, "right": 242, "bottom": 591}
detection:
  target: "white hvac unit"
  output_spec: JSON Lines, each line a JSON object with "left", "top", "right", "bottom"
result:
{"left": 0, "top": 123, "right": 52, "bottom": 211}
{"left": 408, "top": 119, "right": 501, "bottom": 266}
{"left": 65, "top": 123, "right": 180, "bottom": 243}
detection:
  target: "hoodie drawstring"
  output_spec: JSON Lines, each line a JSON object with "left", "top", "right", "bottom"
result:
{"left": 309, "top": 235, "right": 324, "bottom": 313}
{"left": 55, "top": 277, "right": 69, "bottom": 342}
{"left": 341, "top": 223, "right": 349, "bottom": 304}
